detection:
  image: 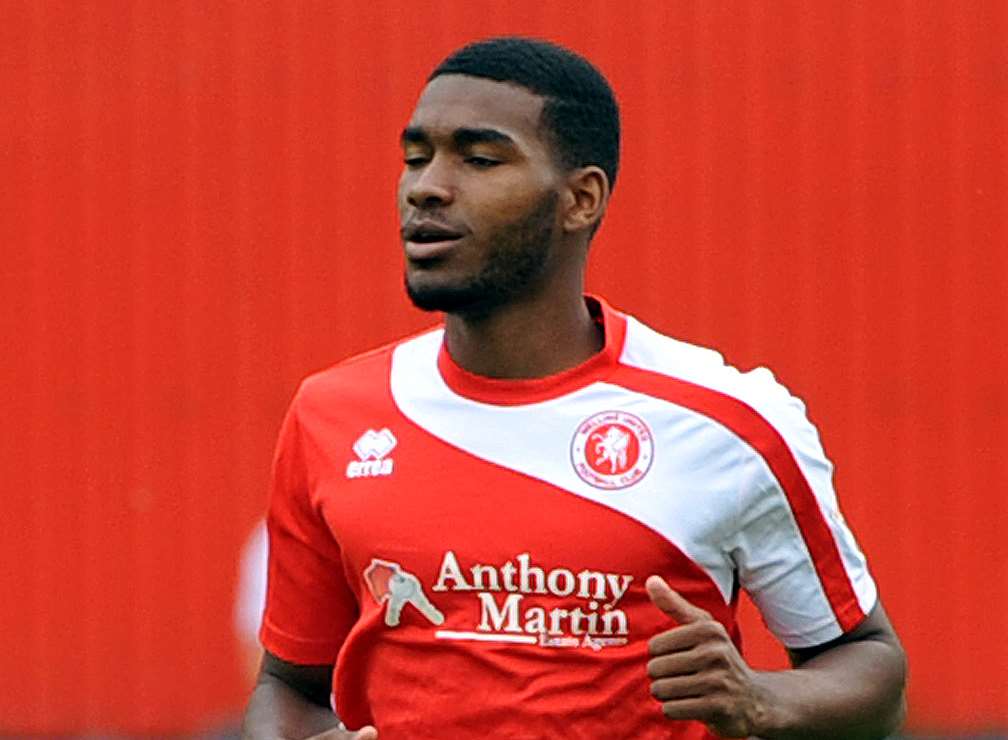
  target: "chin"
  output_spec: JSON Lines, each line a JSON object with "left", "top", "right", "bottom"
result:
{"left": 404, "top": 274, "right": 497, "bottom": 315}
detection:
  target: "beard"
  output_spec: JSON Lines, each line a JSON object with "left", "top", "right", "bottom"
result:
{"left": 404, "top": 191, "right": 558, "bottom": 316}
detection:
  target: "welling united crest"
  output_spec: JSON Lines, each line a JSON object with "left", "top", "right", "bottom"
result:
{"left": 570, "top": 410, "right": 654, "bottom": 490}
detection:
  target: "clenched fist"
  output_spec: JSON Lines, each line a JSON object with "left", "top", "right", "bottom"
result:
{"left": 646, "top": 575, "right": 769, "bottom": 738}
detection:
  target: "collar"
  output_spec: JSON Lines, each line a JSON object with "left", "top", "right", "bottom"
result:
{"left": 435, "top": 295, "right": 627, "bottom": 406}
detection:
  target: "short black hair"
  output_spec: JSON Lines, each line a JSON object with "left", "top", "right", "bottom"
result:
{"left": 429, "top": 37, "right": 621, "bottom": 192}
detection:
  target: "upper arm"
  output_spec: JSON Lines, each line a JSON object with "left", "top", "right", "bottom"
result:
{"left": 260, "top": 395, "right": 359, "bottom": 664}
{"left": 786, "top": 600, "right": 903, "bottom": 667}
{"left": 243, "top": 651, "right": 342, "bottom": 738}
{"left": 730, "top": 371, "right": 877, "bottom": 649}
{"left": 258, "top": 649, "right": 335, "bottom": 708}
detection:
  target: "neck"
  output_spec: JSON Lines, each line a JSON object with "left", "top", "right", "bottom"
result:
{"left": 443, "top": 286, "right": 603, "bottom": 380}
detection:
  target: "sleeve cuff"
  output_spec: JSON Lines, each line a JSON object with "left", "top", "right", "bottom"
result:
{"left": 259, "top": 618, "right": 343, "bottom": 665}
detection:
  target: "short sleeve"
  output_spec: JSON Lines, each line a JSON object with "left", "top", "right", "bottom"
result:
{"left": 730, "top": 385, "right": 878, "bottom": 649}
{"left": 260, "top": 395, "right": 359, "bottom": 664}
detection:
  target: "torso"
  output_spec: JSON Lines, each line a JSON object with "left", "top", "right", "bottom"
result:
{"left": 263, "top": 298, "right": 874, "bottom": 739}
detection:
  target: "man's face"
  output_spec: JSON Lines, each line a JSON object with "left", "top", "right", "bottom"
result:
{"left": 398, "top": 74, "right": 564, "bottom": 314}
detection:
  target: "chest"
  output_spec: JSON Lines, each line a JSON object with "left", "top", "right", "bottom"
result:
{"left": 304, "top": 397, "right": 744, "bottom": 623}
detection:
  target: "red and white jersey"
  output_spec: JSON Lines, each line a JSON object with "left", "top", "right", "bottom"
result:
{"left": 261, "top": 296, "right": 876, "bottom": 740}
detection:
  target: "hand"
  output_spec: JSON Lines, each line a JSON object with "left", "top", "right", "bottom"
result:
{"left": 646, "top": 575, "right": 768, "bottom": 738}
{"left": 306, "top": 722, "right": 378, "bottom": 740}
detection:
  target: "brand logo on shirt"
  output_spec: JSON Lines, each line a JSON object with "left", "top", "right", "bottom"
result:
{"left": 346, "top": 428, "right": 396, "bottom": 478}
{"left": 364, "top": 559, "right": 445, "bottom": 627}
{"left": 570, "top": 411, "right": 654, "bottom": 490}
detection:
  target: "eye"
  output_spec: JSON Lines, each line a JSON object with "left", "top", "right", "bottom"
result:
{"left": 466, "top": 156, "right": 501, "bottom": 168}
{"left": 404, "top": 156, "right": 429, "bottom": 168}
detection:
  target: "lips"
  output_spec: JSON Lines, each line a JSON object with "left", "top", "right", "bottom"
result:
{"left": 402, "top": 219, "right": 467, "bottom": 260}
{"left": 402, "top": 219, "right": 465, "bottom": 242}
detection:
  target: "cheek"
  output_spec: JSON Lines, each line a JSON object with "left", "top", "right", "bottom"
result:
{"left": 466, "top": 178, "right": 551, "bottom": 226}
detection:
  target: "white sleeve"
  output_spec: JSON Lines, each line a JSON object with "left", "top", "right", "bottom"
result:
{"left": 730, "top": 374, "right": 877, "bottom": 649}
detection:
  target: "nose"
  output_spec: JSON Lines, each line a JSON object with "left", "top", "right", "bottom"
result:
{"left": 405, "top": 157, "right": 455, "bottom": 209}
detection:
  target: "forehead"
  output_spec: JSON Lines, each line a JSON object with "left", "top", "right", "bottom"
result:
{"left": 407, "top": 74, "right": 547, "bottom": 143}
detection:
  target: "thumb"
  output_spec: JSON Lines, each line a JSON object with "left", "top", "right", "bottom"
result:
{"left": 645, "top": 575, "right": 710, "bottom": 624}
{"left": 353, "top": 727, "right": 378, "bottom": 740}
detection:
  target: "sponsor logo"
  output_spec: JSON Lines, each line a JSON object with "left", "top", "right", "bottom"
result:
{"left": 364, "top": 559, "right": 445, "bottom": 627}
{"left": 433, "top": 551, "right": 631, "bottom": 651}
{"left": 570, "top": 411, "right": 654, "bottom": 490}
{"left": 368, "top": 551, "right": 634, "bottom": 652}
{"left": 346, "top": 428, "right": 396, "bottom": 478}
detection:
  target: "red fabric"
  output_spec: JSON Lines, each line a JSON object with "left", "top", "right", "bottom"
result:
{"left": 261, "top": 338, "right": 722, "bottom": 739}
{"left": 260, "top": 397, "right": 361, "bottom": 664}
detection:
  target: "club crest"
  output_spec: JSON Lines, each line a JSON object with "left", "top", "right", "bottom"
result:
{"left": 570, "top": 411, "right": 654, "bottom": 490}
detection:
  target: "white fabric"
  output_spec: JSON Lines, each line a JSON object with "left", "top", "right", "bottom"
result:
{"left": 619, "top": 317, "right": 877, "bottom": 646}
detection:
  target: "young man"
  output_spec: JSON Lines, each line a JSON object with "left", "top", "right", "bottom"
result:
{"left": 242, "top": 37, "right": 906, "bottom": 740}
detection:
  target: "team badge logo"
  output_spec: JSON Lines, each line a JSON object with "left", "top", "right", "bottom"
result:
{"left": 570, "top": 411, "right": 654, "bottom": 490}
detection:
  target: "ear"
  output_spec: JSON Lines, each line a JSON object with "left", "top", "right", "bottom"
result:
{"left": 560, "top": 166, "right": 610, "bottom": 236}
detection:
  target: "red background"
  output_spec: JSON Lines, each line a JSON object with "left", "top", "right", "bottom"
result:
{"left": 2, "top": 1, "right": 1006, "bottom": 735}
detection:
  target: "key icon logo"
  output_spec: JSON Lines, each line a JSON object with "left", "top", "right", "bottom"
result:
{"left": 364, "top": 559, "right": 445, "bottom": 627}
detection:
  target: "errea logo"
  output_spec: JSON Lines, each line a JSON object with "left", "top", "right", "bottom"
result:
{"left": 346, "top": 428, "right": 397, "bottom": 479}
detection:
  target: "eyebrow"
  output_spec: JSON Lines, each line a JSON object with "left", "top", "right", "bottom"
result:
{"left": 400, "top": 126, "right": 517, "bottom": 149}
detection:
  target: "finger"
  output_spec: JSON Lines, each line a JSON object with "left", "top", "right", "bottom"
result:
{"left": 353, "top": 727, "right": 378, "bottom": 740}
{"left": 645, "top": 576, "right": 712, "bottom": 624}
{"left": 658, "top": 696, "right": 722, "bottom": 722}
{"left": 648, "top": 620, "right": 729, "bottom": 656}
{"left": 649, "top": 674, "right": 710, "bottom": 702}
{"left": 647, "top": 650, "right": 712, "bottom": 679}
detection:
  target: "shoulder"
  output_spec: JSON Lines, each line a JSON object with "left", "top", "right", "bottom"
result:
{"left": 294, "top": 325, "right": 442, "bottom": 414}
{"left": 615, "top": 314, "right": 824, "bottom": 461}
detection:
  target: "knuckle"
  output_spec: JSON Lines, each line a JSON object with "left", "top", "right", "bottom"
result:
{"left": 710, "top": 671, "right": 733, "bottom": 693}
{"left": 693, "top": 622, "right": 715, "bottom": 641}
{"left": 699, "top": 619, "right": 726, "bottom": 640}
{"left": 708, "top": 643, "right": 731, "bottom": 666}
{"left": 696, "top": 645, "right": 719, "bottom": 667}
{"left": 714, "top": 696, "right": 735, "bottom": 718}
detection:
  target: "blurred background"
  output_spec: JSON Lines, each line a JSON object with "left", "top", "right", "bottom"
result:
{"left": 2, "top": 1, "right": 1006, "bottom": 737}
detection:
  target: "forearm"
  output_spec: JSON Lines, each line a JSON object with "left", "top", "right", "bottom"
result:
{"left": 241, "top": 674, "right": 342, "bottom": 740}
{"left": 751, "top": 637, "right": 907, "bottom": 739}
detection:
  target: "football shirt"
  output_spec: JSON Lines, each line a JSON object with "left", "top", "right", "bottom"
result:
{"left": 261, "top": 296, "right": 876, "bottom": 739}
